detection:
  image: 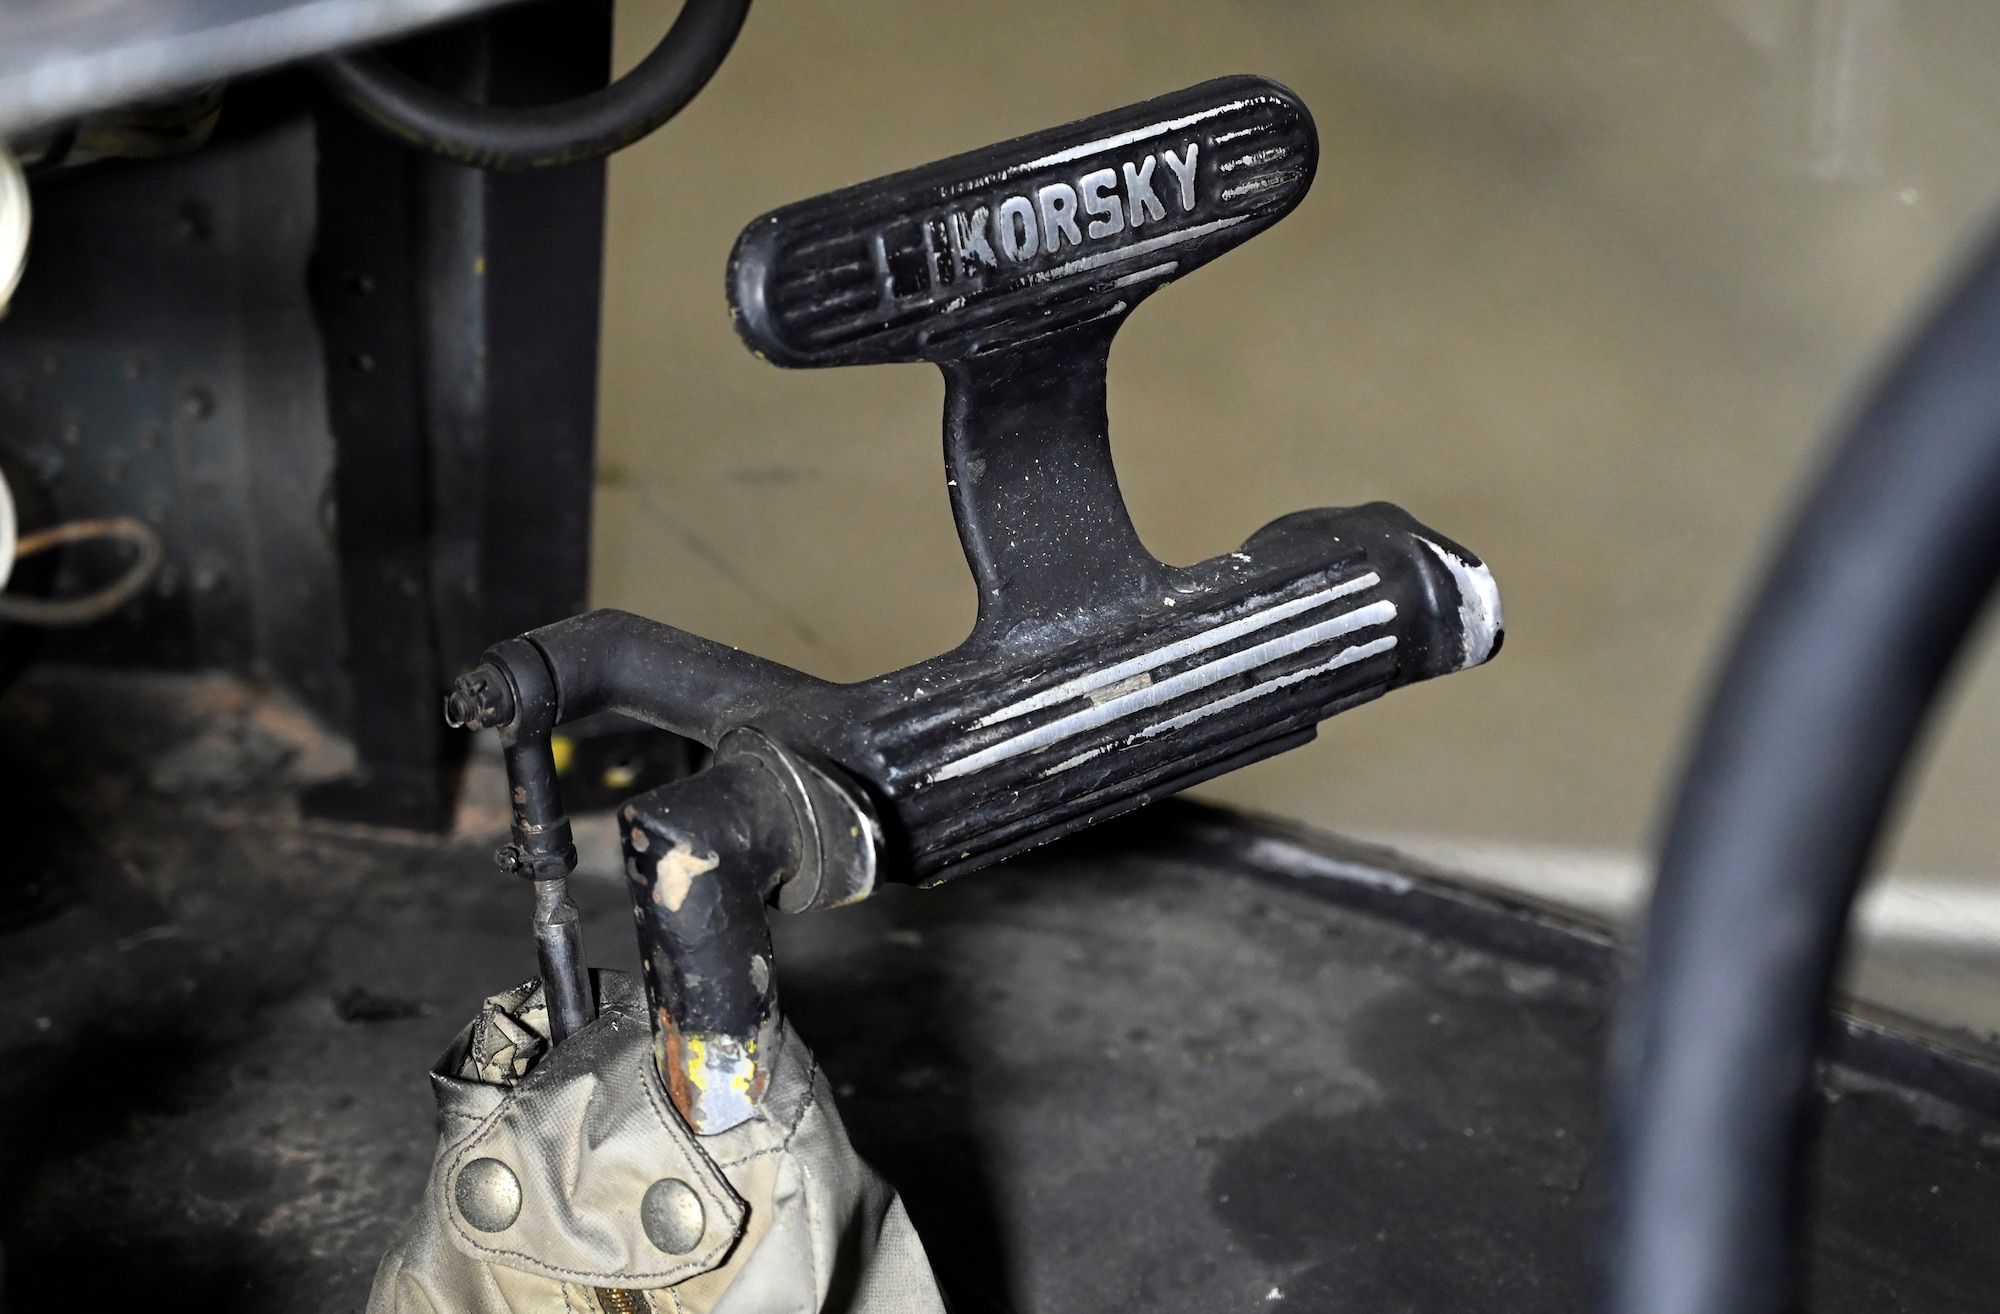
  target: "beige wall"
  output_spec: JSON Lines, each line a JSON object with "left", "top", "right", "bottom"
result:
{"left": 593, "top": 0, "right": 2000, "bottom": 880}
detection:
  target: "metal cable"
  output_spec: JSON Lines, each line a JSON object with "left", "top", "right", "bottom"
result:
{"left": 1605, "top": 220, "right": 2000, "bottom": 1314}
{"left": 0, "top": 516, "right": 164, "bottom": 627}
{"left": 316, "top": 0, "right": 751, "bottom": 170}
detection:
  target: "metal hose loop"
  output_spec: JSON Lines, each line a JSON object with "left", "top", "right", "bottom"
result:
{"left": 316, "top": 0, "right": 751, "bottom": 170}
{"left": 1605, "top": 220, "right": 2000, "bottom": 1314}
{"left": 0, "top": 516, "right": 164, "bottom": 627}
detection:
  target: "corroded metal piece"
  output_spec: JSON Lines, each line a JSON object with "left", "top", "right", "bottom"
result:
{"left": 530, "top": 878, "right": 591, "bottom": 1045}
{"left": 619, "top": 752, "right": 795, "bottom": 1134}
{"left": 615, "top": 729, "right": 886, "bottom": 1132}
{"left": 443, "top": 663, "right": 515, "bottom": 731}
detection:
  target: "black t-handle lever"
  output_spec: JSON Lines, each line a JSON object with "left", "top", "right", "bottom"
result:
{"left": 451, "top": 80, "right": 1501, "bottom": 1125}
{"left": 729, "top": 75, "right": 1316, "bottom": 630}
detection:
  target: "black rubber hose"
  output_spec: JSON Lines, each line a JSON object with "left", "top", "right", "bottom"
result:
{"left": 317, "top": 0, "right": 750, "bottom": 170}
{"left": 1605, "top": 222, "right": 2000, "bottom": 1314}
{"left": 524, "top": 609, "right": 827, "bottom": 744}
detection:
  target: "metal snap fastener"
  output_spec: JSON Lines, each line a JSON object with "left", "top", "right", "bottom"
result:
{"left": 455, "top": 1157, "right": 523, "bottom": 1232}
{"left": 640, "top": 1177, "right": 705, "bottom": 1254}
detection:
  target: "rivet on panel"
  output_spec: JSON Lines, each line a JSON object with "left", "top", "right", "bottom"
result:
{"left": 640, "top": 1178, "right": 705, "bottom": 1254}
{"left": 455, "top": 1157, "right": 522, "bottom": 1232}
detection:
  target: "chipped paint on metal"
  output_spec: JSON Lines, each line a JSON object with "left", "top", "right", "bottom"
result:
{"left": 652, "top": 841, "right": 719, "bottom": 913}
{"left": 684, "top": 1032, "right": 759, "bottom": 1134}
{"left": 1088, "top": 672, "right": 1153, "bottom": 705}
{"left": 654, "top": 1008, "right": 774, "bottom": 1135}
{"left": 654, "top": 1010, "right": 695, "bottom": 1124}
{"left": 1418, "top": 538, "right": 1503, "bottom": 669}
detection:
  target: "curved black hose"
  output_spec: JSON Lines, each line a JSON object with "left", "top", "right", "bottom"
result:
{"left": 317, "top": 0, "right": 750, "bottom": 170}
{"left": 1605, "top": 222, "right": 2000, "bottom": 1314}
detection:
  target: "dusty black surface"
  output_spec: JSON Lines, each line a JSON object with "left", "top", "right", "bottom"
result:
{"left": 1, "top": 670, "right": 1998, "bottom": 1312}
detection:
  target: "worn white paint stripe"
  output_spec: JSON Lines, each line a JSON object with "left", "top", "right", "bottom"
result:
{"left": 1026, "top": 215, "right": 1250, "bottom": 287}
{"left": 976, "top": 572, "right": 1381, "bottom": 729}
{"left": 1138, "top": 634, "right": 1397, "bottom": 739}
{"left": 933, "top": 599, "right": 1397, "bottom": 783}
{"left": 1220, "top": 173, "right": 1297, "bottom": 201}
{"left": 1218, "top": 147, "right": 1288, "bottom": 173}
{"left": 1112, "top": 260, "right": 1179, "bottom": 288}
{"left": 1036, "top": 635, "right": 1399, "bottom": 781}
{"left": 1039, "top": 744, "right": 1115, "bottom": 779}
{"left": 1019, "top": 99, "right": 1255, "bottom": 171}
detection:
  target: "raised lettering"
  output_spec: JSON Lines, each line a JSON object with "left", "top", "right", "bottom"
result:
{"left": 1080, "top": 168, "right": 1124, "bottom": 239}
{"left": 926, "top": 217, "right": 954, "bottom": 287}
{"left": 1160, "top": 144, "right": 1198, "bottom": 212}
{"left": 995, "top": 196, "right": 1039, "bottom": 262}
{"left": 947, "top": 207, "right": 997, "bottom": 275}
{"left": 1037, "top": 182, "right": 1083, "bottom": 254}
{"left": 1123, "top": 156, "right": 1166, "bottom": 227}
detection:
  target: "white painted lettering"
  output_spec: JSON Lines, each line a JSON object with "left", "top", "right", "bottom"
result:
{"left": 948, "top": 206, "right": 997, "bottom": 272}
{"left": 1160, "top": 143, "right": 1198, "bottom": 212}
{"left": 1080, "top": 168, "right": 1124, "bottom": 239}
{"left": 996, "top": 196, "right": 1039, "bottom": 262}
{"left": 1036, "top": 182, "right": 1083, "bottom": 254}
{"left": 919, "top": 143, "right": 1207, "bottom": 279}
{"left": 1123, "top": 156, "right": 1166, "bottom": 227}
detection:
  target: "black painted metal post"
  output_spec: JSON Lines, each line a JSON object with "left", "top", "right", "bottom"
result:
{"left": 307, "top": 104, "right": 457, "bottom": 831}
{"left": 476, "top": 1, "right": 608, "bottom": 653}
{"left": 306, "top": 2, "right": 610, "bottom": 830}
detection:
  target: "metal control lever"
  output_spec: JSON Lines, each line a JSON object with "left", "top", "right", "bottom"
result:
{"left": 448, "top": 76, "right": 1504, "bottom": 1133}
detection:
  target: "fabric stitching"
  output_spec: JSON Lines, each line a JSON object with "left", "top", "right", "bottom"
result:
{"left": 438, "top": 1024, "right": 741, "bottom": 1285}
{"left": 635, "top": 1045, "right": 749, "bottom": 1219}
{"left": 713, "top": 1048, "right": 823, "bottom": 1170}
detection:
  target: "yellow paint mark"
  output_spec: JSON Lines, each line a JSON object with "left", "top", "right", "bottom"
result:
{"left": 550, "top": 735, "right": 575, "bottom": 775}
{"left": 685, "top": 1034, "right": 756, "bottom": 1101}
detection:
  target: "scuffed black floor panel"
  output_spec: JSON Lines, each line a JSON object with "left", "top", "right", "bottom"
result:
{"left": 1, "top": 670, "right": 1997, "bottom": 1312}
{"left": 777, "top": 853, "right": 1607, "bottom": 1313}
{"left": 778, "top": 842, "right": 2000, "bottom": 1314}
